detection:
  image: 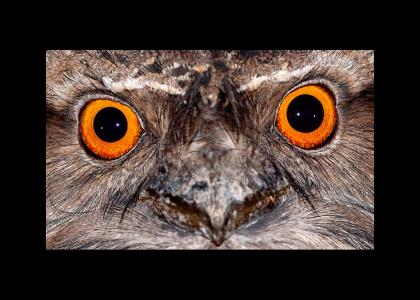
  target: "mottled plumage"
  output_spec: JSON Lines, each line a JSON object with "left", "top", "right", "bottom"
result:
{"left": 46, "top": 50, "right": 374, "bottom": 249}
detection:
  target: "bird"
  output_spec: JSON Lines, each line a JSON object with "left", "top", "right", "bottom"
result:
{"left": 46, "top": 50, "right": 374, "bottom": 249}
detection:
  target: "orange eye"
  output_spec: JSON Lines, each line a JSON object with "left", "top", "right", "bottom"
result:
{"left": 80, "top": 99, "right": 142, "bottom": 159}
{"left": 276, "top": 85, "right": 337, "bottom": 149}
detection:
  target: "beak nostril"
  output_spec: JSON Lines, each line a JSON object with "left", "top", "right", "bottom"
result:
{"left": 191, "top": 181, "right": 208, "bottom": 191}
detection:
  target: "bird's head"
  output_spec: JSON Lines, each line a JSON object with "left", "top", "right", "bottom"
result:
{"left": 46, "top": 50, "right": 374, "bottom": 249}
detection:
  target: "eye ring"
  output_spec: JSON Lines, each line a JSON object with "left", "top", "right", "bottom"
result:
{"left": 276, "top": 85, "right": 337, "bottom": 149}
{"left": 80, "top": 99, "right": 142, "bottom": 159}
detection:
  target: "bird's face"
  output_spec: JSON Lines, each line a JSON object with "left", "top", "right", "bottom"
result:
{"left": 46, "top": 50, "right": 374, "bottom": 249}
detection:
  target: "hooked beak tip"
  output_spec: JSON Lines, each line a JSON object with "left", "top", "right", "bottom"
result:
{"left": 210, "top": 230, "right": 225, "bottom": 247}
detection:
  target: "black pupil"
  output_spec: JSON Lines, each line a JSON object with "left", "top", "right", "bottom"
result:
{"left": 286, "top": 95, "right": 324, "bottom": 133}
{"left": 93, "top": 107, "right": 128, "bottom": 142}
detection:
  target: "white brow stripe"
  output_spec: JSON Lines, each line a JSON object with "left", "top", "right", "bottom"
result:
{"left": 102, "top": 76, "right": 185, "bottom": 95}
{"left": 102, "top": 65, "right": 313, "bottom": 96}
{"left": 237, "top": 66, "right": 313, "bottom": 92}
